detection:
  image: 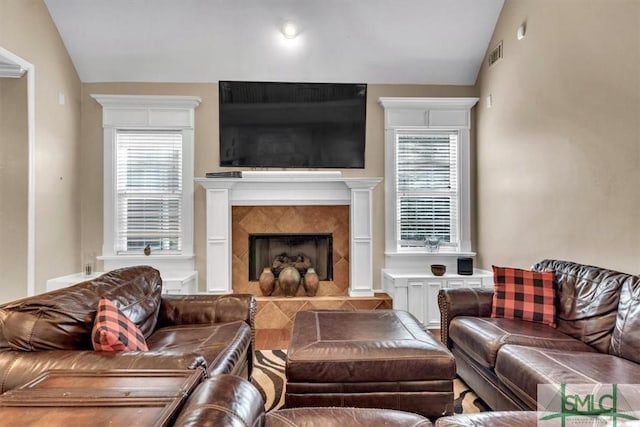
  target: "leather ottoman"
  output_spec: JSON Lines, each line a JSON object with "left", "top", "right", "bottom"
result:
{"left": 285, "top": 310, "right": 456, "bottom": 418}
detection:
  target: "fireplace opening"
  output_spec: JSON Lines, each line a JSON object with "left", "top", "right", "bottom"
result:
{"left": 248, "top": 233, "right": 333, "bottom": 281}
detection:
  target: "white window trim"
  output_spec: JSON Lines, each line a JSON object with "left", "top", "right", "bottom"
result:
{"left": 91, "top": 94, "right": 201, "bottom": 273}
{"left": 379, "top": 97, "right": 478, "bottom": 268}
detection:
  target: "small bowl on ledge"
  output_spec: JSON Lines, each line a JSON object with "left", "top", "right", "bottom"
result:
{"left": 430, "top": 264, "right": 446, "bottom": 276}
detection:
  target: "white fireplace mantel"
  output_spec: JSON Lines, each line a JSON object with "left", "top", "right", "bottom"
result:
{"left": 196, "top": 172, "right": 382, "bottom": 296}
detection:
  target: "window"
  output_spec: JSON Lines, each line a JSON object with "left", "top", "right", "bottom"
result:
{"left": 379, "top": 97, "right": 478, "bottom": 263}
{"left": 92, "top": 94, "right": 200, "bottom": 273}
{"left": 396, "top": 131, "right": 458, "bottom": 248}
{"left": 115, "top": 130, "right": 183, "bottom": 254}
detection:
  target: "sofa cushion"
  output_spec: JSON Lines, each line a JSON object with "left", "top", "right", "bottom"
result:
{"left": 449, "top": 316, "right": 595, "bottom": 369}
{"left": 435, "top": 411, "right": 540, "bottom": 427}
{"left": 532, "top": 259, "right": 624, "bottom": 353}
{"left": 146, "top": 320, "right": 252, "bottom": 376}
{"left": 491, "top": 266, "right": 556, "bottom": 327}
{"left": 610, "top": 273, "right": 640, "bottom": 363}
{"left": 0, "top": 266, "right": 162, "bottom": 351}
{"left": 266, "top": 407, "right": 433, "bottom": 427}
{"left": 494, "top": 345, "right": 640, "bottom": 410}
{"left": 92, "top": 298, "right": 148, "bottom": 351}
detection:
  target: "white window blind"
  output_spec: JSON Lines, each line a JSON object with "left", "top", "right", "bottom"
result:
{"left": 396, "top": 131, "right": 459, "bottom": 248}
{"left": 115, "top": 130, "right": 183, "bottom": 254}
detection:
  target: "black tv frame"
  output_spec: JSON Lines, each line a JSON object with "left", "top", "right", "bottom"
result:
{"left": 218, "top": 81, "right": 367, "bottom": 169}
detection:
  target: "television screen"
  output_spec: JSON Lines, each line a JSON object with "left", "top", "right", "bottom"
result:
{"left": 219, "top": 81, "right": 367, "bottom": 168}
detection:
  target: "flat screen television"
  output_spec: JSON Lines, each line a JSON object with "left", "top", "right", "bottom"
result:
{"left": 219, "top": 81, "right": 367, "bottom": 168}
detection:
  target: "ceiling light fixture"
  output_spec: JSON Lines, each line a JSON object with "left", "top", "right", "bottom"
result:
{"left": 281, "top": 22, "right": 298, "bottom": 39}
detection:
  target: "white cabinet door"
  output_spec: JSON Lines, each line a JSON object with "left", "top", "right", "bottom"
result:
{"left": 463, "top": 278, "right": 484, "bottom": 288}
{"left": 446, "top": 279, "right": 467, "bottom": 289}
{"left": 446, "top": 277, "right": 483, "bottom": 289}
{"left": 426, "top": 280, "right": 444, "bottom": 328}
{"left": 407, "top": 280, "right": 427, "bottom": 324}
{"left": 383, "top": 273, "right": 408, "bottom": 311}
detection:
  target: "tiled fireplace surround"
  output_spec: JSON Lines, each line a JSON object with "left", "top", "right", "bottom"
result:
{"left": 196, "top": 172, "right": 390, "bottom": 342}
{"left": 232, "top": 205, "right": 350, "bottom": 296}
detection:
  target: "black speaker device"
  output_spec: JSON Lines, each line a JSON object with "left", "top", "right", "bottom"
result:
{"left": 457, "top": 257, "right": 473, "bottom": 275}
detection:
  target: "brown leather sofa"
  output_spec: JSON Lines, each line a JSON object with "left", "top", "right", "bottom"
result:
{"left": 0, "top": 266, "right": 256, "bottom": 393}
{"left": 173, "top": 374, "right": 434, "bottom": 427}
{"left": 435, "top": 411, "right": 539, "bottom": 426}
{"left": 439, "top": 259, "right": 640, "bottom": 411}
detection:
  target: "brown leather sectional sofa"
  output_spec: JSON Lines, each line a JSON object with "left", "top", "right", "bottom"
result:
{"left": 174, "top": 374, "right": 434, "bottom": 427}
{"left": 0, "top": 266, "right": 256, "bottom": 393}
{"left": 174, "top": 374, "right": 545, "bottom": 426}
{"left": 439, "top": 259, "right": 640, "bottom": 411}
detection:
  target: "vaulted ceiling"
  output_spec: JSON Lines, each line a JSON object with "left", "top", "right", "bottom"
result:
{"left": 44, "top": 0, "right": 504, "bottom": 85}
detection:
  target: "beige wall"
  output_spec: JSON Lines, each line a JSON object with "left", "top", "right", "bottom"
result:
{"left": 0, "top": 0, "right": 82, "bottom": 296}
{"left": 0, "top": 76, "right": 28, "bottom": 300}
{"left": 4, "top": 0, "right": 636, "bottom": 298}
{"left": 475, "top": 0, "right": 640, "bottom": 273}
{"left": 80, "top": 83, "right": 476, "bottom": 290}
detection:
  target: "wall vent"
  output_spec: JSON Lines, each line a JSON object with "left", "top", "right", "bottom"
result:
{"left": 488, "top": 41, "right": 503, "bottom": 67}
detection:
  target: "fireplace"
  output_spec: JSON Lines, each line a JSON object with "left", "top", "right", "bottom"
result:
{"left": 249, "top": 234, "right": 333, "bottom": 281}
{"left": 232, "top": 205, "right": 348, "bottom": 296}
{"left": 196, "top": 171, "right": 382, "bottom": 296}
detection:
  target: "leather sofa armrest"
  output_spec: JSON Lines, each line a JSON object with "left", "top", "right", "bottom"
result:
{"left": 158, "top": 293, "right": 256, "bottom": 328}
{"left": 173, "top": 374, "right": 265, "bottom": 427}
{"left": 157, "top": 293, "right": 256, "bottom": 354}
{"left": 438, "top": 288, "right": 494, "bottom": 348}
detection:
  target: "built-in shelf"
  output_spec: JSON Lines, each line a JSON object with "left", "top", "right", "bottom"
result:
{"left": 46, "top": 271, "right": 198, "bottom": 294}
{"left": 382, "top": 268, "right": 493, "bottom": 328}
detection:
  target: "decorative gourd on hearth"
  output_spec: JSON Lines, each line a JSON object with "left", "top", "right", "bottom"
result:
{"left": 259, "top": 267, "right": 275, "bottom": 296}
{"left": 279, "top": 266, "right": 301, "bottom": 297}
{"left": 303, "top": 268, "right": 320, "bottom": 297}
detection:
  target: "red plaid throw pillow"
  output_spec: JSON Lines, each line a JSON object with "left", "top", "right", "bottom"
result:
{"left": 491, "top": 266, "right": 556, "bottom": 328}
{"left": 92, "top": 298, "right": 148, "bottom": 351}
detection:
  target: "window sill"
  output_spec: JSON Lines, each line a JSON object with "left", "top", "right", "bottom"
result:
{"left": 98, "top": 254, "right": 194, "bottom": 262}
{"left": 384, "top": 250, "right": 477, "bottom": 271}
{"left": 384, "top": 250, "right": 476, "bottom": 257}
{"left": 98, "top": 254, "right": 195, "bottom": 278}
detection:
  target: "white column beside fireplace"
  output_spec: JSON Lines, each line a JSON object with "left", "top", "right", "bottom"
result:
{"left": 196, "top": 172, "right": 382, "bottom": 297}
